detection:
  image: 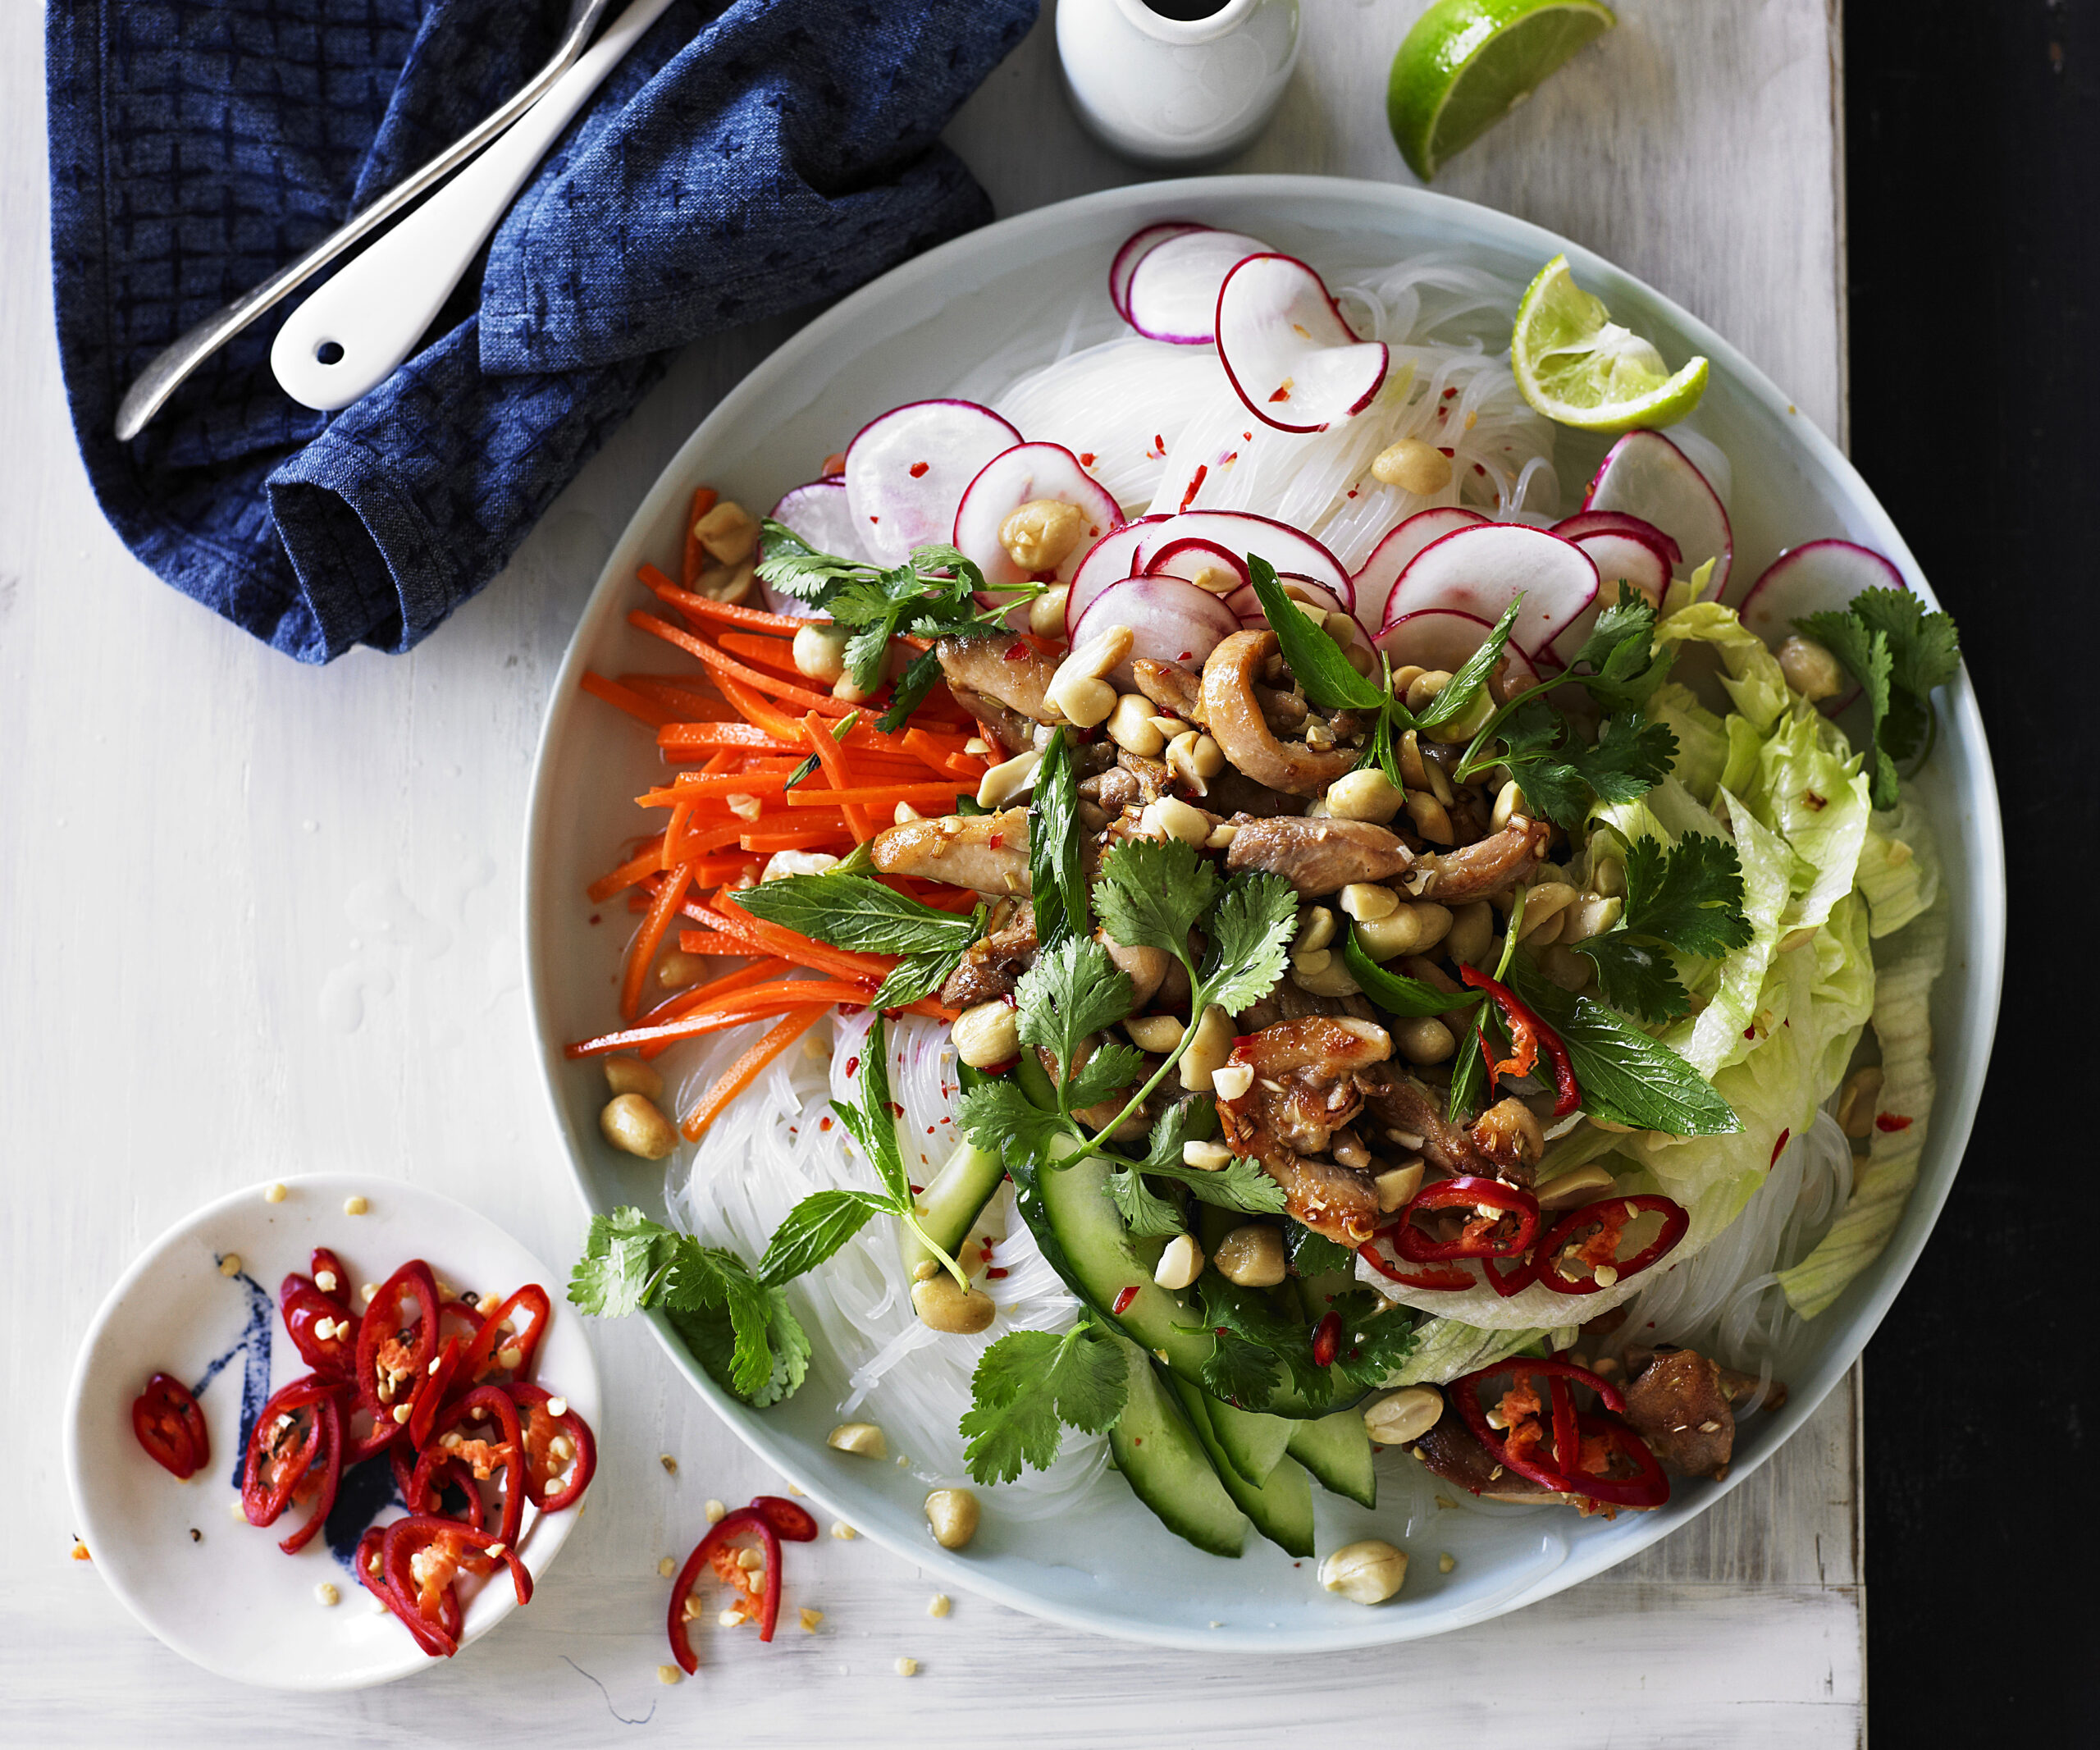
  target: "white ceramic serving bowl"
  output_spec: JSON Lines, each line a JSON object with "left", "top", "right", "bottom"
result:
{"left": 522, "top": 175, "right": 2004, "bottom": 1651}
{"left": 64, "top": 1173, "right": 601, "bottom": 1688}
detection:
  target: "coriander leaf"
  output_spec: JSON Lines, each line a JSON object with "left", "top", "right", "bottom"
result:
{"left": 1166, "top": 1154, "right": 1291, "bottom": 1218}
{"left": 1198, "top": 1317, "right": 1282, "bottom": 1410}
{"left": 1800, "top": 590, "right": 1958, "bottom": 806}
{"left": 961, "top": 1322, "right": 1128, "bottom": 1485}
{"left": 1342, "top": 930, "right": 1488, "bottom": 1019}
{"left": 1323, "top": 1289, "right": 1422, "bottom": 1392}
{"left": 843, "top": 619, "right": 893, "bottom": 693}
{"left": 1201, "top": 1278, "right": 1331, "bottom": 1408}
{"left": 1571, "top": 585, "right": 1673, "bottom": 714}
{"left": 1245, "top": 555, "right": 1386, "bottom": 711}
{"left": 1093, "top": 836, "right": 1220, "bottom": 962}
{"left": 1508, "top": 957, "right": 1741, "bottom": 1135}
{"left": 1200, "top": 871, "right": 1299, "bottom": 1014}
{"left": 669, "top": 1290, "right": 810, "bottom": 1409}
{"left": 1852, "top": 586, "right": 1961, "bottom": 701}
{"left": 1571, "top": 833, "right": 1751, "bottom": 1020}
{"left": 1030, "top": 728, "right": 1088, "bottom": 948}
{"left": 1104, "top": 1163, "right": 1185, "bottom": 1237}
{"left": 1066, "top": 1040, "right": 1147, "bottom": 1113}
{"left": 877, "top": 644, "right": 947, "bottom": 733}
{"left": 568, "top": 1207, "right": 683, "bottom": 1318}
{"left": 956, "top": 1077, "right": 1071, "bottom": 1164}
{"left": 1284, "top": 1222, "right": 1355, "bottom": 1278}
{"left": 1413, "top": 596, "right": 1522, "bottom": 729}
{"left": 1014, "top": 936, "right": 1134, "bottom": 1084}
{"left": 872, "top": 948, "right": 960, "bottom": 1008}
{"left": 1583, "top": 711, "right": 1679, "bottom": 804}
{"left": 756, "top": 1188, "right": 891, "bottom": 1287}
{"left": 1144, "top": 1094, "right": 1216, "bottom": 1170}
{"left": 1495, "top": 701, "right": 1675, "bottom": 829}
{"left": 739, "top": 871, "right": 977, "bottom": 957}
{"left": 756, "top": 519, "right": 859, "bottom": 605}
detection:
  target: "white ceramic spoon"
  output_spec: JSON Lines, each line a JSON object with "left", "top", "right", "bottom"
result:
{"left": 272, "top": 0, "right": 675, "bottom": 413}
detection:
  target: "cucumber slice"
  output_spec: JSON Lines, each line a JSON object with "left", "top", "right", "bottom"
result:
{"left": 898, "top": 1141, "right": 1005, "bottom": 1276}
{"left": 1171, "top": 1378, "right": 1317, "bottom": 1558}
{"left": 1285, "top": 1407, "right": 1378, "bottom": 1509}
{"left": 1023, "top": 1150, "right": 1325, "bottom": 1417}
{"left": 1203, "top": 1395, "right": 1294, "bottom": 1488}
{"left": 1108, "top": 1346, "right": 1245, "bottom": 1558}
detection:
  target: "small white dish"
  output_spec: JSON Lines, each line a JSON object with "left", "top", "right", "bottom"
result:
{"left": 64, "top": 1173, "right": 600, "bottom": 1690}
{"left": 1057, "top": 0, "right": 1301, "bottom": 166}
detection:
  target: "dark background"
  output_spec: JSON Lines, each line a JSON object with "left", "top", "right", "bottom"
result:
{"left": 1846, "top": 0, "right": 2097, "bottom": 1734}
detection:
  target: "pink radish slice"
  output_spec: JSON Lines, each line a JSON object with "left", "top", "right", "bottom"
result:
{"left": 1351, "top": 508, "right": 1488, "bottom": 637}
{"left": 843, "top": 400, "right": 1020, "bottom": 567}
{"left": 954, "top": 442, "right": 1124, "bottom": 595}
{"left": 1146, "top": 509, "right": 1354, "bottom": 605}
{"left": 1551, "top": 509, "right": 1682, "bottom": 569}
{"left": 1374, "top": 610, "right": 1544, "bottom": 705}
{"left": 1225, "top": 575, "right": 1350, "bottom": 624}
{"left": 1382, "top": 523, "right": 1600, "bottom": 656}
{"left": 1215, "top": 254, "right": 1390, "bottom": 435}
{"left": 1064, "top": 515, "right": 1172, "bottom": 636}
{"left": 1124, "top": 227, "right": 1273, "bottom": 345}
{"left": 1110, "top": 222, "right": 1206, "bottom": 321}
{"left": 763, "top": 479, "right": 861, "bottom": 617}
{"left": 1739, "top": 539, "right": 1907, "bottom": 714}
{"left": 1072, "top": 576, "right": 1241, "bottom": 688}
{"left": 1544, "top": 532, "right": 1674, "bottom": 663}
{"left": 1582, "top": 431, "right": 1732, "bottom": 600}
{"left": 1144, "top": 537, "right": 1249, "bottom": 594}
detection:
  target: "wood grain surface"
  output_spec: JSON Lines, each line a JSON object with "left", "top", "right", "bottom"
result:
{"left": 0, "top": 2, "right": 1861, "bottom": 1743}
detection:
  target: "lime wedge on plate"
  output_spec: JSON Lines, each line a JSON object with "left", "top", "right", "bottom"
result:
{"left": 1510, "top": 254, "right": 1709, "bottom": 432}
{"left": 1387, "top": 0, "right": 1616, "bottom": 182}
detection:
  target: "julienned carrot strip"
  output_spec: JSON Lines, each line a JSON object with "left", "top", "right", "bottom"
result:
{"left": 900, "top": 727, "right": 974, "bottom": 776}
{"left": 662, "top": 802, "right": 694, "bottom": 872}
{"left": 693, "top": 855, "right": 759, "bottom": 886}
{"left": 637, "top": 959, "right": 795, "bottom": 1058}
{"left": 680, "top": 1008, "right": 831, "bottom": 1141}
{"left": 580, "top": 671, "right": 679, "bottom": 729}
{"left": 710, "top": 890, "right": 896, "bottom": 983}
{"left": 944, "top": 754, "right": 990, "bottom": 782}
{"left": 622, "top": 863, "right": 694, "bottom": 1022}
{"left": 567, "top": 997, "right": 835, "bottom": 1060}
{"left": 785, "top": 781, "right": 969, "bottom": 809}
{"left": 587, "top": 836, "right": 669, "bottom": 903}
{"left": 738, "top": 826, "right": 853, "bottom": 853}
{"left": 802, "top": 711, "right": 874, "bottom": 841}
{"left": 664, "top": 819, "right": 747, "bottom": 866}
{"left": 713, "top": 671, "right": 807, "bottom": 744}
{"left": 673, "top": 928, "right": 763, "bottom": 958}
{"left": 717, "top": 631, "right": 801, "bottom": 674}
{"left": 619, "top": 676, "right": 738, "bottom": 722}
{"left": 663, "top": 978, "right": 874, "bottom": 1021}
{"left": 631, "top": 611, "right": 852, "bottom": 719}
{"left": 638, "top": 564, "right": 819, "bottom": 636}
{"left": 680, "top": 489, "right": 719, "bottom": 588}
{"left": 637, "top": 772, "right": 792, "bottom": 807}
{"left": 654, "top": 722, "right": 802, "bottom": 754}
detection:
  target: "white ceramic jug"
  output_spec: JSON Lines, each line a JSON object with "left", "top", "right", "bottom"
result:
{"left": 1056, "top": 0, "right": 1302, "bottom": 167}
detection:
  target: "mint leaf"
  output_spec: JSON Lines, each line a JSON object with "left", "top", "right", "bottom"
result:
{"left": 739, "top": 871, "right": 977, "bottom": 957}
{"left": 961, "top": 1322, "right": 1128, "bottom": 1485}
{"left": 833, "top": 1014, "right": 912, "bottom": 1207}
{"left": 1093, "top": 837, "right": 1219, "bottom": 962}
{"left": 872, "top": 948, "right": 959, "bottom": 1008}
{"left": 1508, "top": 958, "right": 1742, "bottom": 1135}
{"left": 1342, "top": 930, "right": 1488, "bottom": 1019}
{"left": 1199, "top": 872, "right": 1299, "bottom": 1015}
{"left": 1030, "top": 729, "right": 1087, "bottom": 949}
{"left": 663, "top": 1245, "right": 786, "bottom": 1400}
{"left": 1412, "top": 596, "right": 1522, "bottom": 729}
{"left": 1244, "top": 555, "right": 1386, "bottom": 712}
{"left": 756, "top": 1189, "right": 891, "bottom": 1287}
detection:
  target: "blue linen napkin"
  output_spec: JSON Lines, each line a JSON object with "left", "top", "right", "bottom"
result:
{"left": 46, "top": 0, "right": 1036, "bottom": 662}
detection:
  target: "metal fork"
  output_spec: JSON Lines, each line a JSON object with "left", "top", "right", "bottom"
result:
{"left": 112, "top": 0, "right": 618, "bottom": 442}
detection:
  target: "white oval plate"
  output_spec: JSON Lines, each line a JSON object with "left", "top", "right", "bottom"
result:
{"left": 522, "top": 175, "right": 2005, "bottom": 1650}
{"left": 64, "top": 1173, "right": 601, "bottom": 1689}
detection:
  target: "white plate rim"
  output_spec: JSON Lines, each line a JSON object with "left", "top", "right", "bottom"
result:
{"left": 520, "top": 172, "right": 2006, "bottom": 1650}
{"left": 63, "top": 1172, "right": 603, "bottom": 1689}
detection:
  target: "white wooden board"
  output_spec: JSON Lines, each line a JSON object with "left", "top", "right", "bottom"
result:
{"left": 0, "top": 2, "right": 1860, "bottom": 1742}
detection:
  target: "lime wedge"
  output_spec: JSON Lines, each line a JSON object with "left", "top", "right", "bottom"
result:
{"left": 1510, "top": 254, "right": 1709, "bottom": 432}
{"left": 1387, "top": 0, "right": 1616, "bottom": 182}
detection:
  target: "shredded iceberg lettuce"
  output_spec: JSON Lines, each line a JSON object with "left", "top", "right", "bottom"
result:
{"left": 1855, "top": 798, "right": 1942, "bottom": 938}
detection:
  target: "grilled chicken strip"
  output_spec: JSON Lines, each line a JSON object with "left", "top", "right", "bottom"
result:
{"left": 938, "top": 900, "right": 1037, "bottom": 1008}
{"left": 870, "top": 809, "right": 1029, "bottom": 896}
{"left": 1403, "top": 816, "right": 1552, "bottom": 904}
{"left": 1199, "top": 631, "right": 1357, "bottom": 797}
{"left": 1224, "top": 816, "right": 1414, "bottom": 897}
{"left": 1618, "top": 1348, "right": 1787, "bottom": 1481}
{"left": 935, "top": 634, "right": 1059, "bottom": 734}
{"left": 1354, "top": 1067, "right": 1497, "bottom": 1178}
{"left": 1214, "top": 1017, "right": 1390, "bottom": 1242}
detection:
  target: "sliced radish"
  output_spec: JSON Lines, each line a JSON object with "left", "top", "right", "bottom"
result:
{"left": 1352, "top": 508, "right": 1488, "bottom": 637}
{"left": 1551, "top": 509, "right": 1682, "bottom": 569}
{"left": 1739, "top": 539, "right": 1906, "bottom": 713}
{"left": 1225, "top": 575, "right": 1350, "bottom": 625}
{"left": 1382, "top": 523, "right": 1599, "bottom": 656}
{"left": 1215, "top": 254, "right": 1390, "bottom": 435}
{"left": 953, "top": 442, "right": 1124, "bottom": 596}
{"left": 1064, "top": 515, "right": 1171, "bottom": 635}
{"left": 1582, "top": 431, "right": 1732, "bottom": 600}
{"left": 763, "top": 479, "right": 861, "bottom": 617}
{"left": 1110, "top": 222, "right": 1206, "bottom": 321}
{"left": 1544, "top": 530, "right": 1674, "bottom": 663}
{"left": 1148, "top": 509, "right": 1354, "bottom": 605}
{"left": 1144, "top": 537, "right": 1249, "bottom": 595}
{"left": 1124, "top": 228, "right": 1272, "bottom": 345}
{"left": 1071, "top": 577, "right": 1241, "bottom": 688}
{"left": 1375, "top": 610, "right": 1545, "bottom": 705}
{"left": 843, "top": 400, "right": 1020, "bottom": 567}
